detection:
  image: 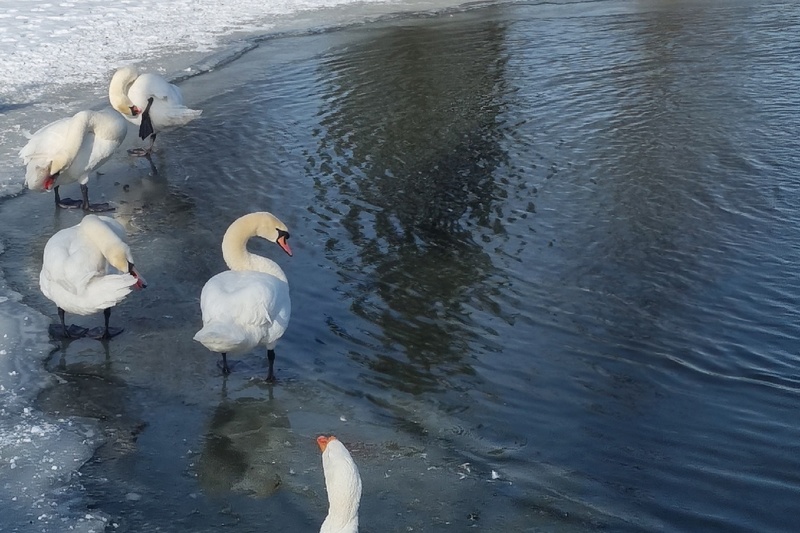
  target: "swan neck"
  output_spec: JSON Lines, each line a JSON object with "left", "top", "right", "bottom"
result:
{"left": 54, "top": 111, "right": 93, "bottom": 173}
{"left": 221, "top": 218, "right": 287, "bottom": 282}
{"left": 109, "top": 68, "right": 137, "bottom": 115}
{"left": 320, "top": 508, "right": 359, "bottom": 533}
{"left": 320, "top": 446, "right": 362, "bottom": 533}
{"left": 79, "top": 216, "right": 131, "bottom": 272}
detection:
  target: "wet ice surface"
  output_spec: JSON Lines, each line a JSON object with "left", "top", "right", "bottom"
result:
{"left": 0, "top": 0, "right": 500, "bottom": 531}
{"left": 0, "top": 243, "right": 108, "bottom": 532}
{"left": 0, "top": 7, "right": 558, "bottom": 530}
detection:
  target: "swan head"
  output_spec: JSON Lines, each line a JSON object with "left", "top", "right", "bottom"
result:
{"left": 231, "top": 211, "right": 293, "bottom": 256}
{"left": 255, "top": 212, "right": 293, "bottom": 257}
{"left": 109, "top": 66, "right": 141, "bottom": 118}
{"left": 23, "top": 161, "right": 57, "bottom": 192}
{"left": 105, "top": 245, "right": 147, "bottom": 289}
{"left": 317, "top": 435, "right": 362, "bottom": 533}
{"left": 41, "top": 157, "right": 67, "bottom": 191}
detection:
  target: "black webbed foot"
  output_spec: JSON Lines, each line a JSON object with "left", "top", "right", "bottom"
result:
{"left": 49, "top": 324, "right": 89, "bottom": 339}
{"left": 86, "top": 326, "right": 124, "bottom": 340}
{"left": 56, "top": 198, "right": 84, "bottom": 209}
{"left": 127, "top": 147, "right": 152, "bottom": 157}
{"left": 83, "top": 202, "right": 115, "bottom": 212}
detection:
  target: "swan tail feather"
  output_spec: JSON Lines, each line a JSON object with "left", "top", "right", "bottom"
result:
{"left": 43, "top": 273, "right": 135, "bottom": 315}
{"left": 83, "top": 274, "right": 136, "bottom": 310}
{"left": 193, "top": 323, "right": 248, "bottom": 354}
{"left": 166, "top": 107, "right": 202, "bottom": 125}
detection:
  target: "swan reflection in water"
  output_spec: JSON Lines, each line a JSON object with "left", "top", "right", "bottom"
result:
{"left": 197, "top": 392, "right": 292, "bottom": 498}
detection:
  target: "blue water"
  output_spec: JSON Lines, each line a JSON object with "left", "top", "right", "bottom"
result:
{"left": 1, "top": 1, "right": 799, "bottom": 531}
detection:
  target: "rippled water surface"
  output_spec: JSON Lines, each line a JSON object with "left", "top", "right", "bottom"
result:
{"left": 2, "top": 1, "right": 800, "bottom": 531}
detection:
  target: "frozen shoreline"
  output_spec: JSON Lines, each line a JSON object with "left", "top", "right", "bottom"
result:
{"left": 0, "top": 0, "right": 503, "bottom": 198}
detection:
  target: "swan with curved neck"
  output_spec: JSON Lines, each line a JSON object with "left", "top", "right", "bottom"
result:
{"left": 109, "top": 65, "right": 202, "bottom": 156}
{"left": 20, "top": 108, "right": 128, "bottom": 211}
{"left": 193, "top": 212, "right": 292, "bottom": 380}
{"left": 317, "top": 435, "right": 362, "bottom": 533}
{"left": 40, "top": 214, "right": 146, "bottom": 339}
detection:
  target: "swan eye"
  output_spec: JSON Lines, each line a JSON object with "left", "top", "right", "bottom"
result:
{"left": 129, "top": 105, "right": 140, "bottom": 117}
{"left": 277, "top": 229, "right": 290, "bottom": 241}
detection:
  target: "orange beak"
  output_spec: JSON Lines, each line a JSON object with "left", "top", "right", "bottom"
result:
{"left": 277, "top": 235, "right": 292, "bottom": 257}
{"left": 317, "top": 435, "right": 337, "bottom": 452}
{"left": 130, "top": 266, "right": 147, "bottom": 289}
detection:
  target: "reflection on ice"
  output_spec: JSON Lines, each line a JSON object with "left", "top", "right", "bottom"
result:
{"left": 198, "top": 392, "right": 290, "bottom": 498}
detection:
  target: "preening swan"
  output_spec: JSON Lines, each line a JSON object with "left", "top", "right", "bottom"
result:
{"left": 317, "top": 435, "right": 362, "bottom": 533}
{"left": 193, "top": 212, "right": 292, "bottom": 381}
{"left": 40, "top": 215, "right": 146, "bottom": 339}
{"left": 109, "top": 66, "right": 202, "bottom": 156}
{"left": 20, "top": 108, "right": 128, "bottom": 211}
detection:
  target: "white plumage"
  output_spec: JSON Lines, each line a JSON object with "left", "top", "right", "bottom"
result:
{"left": 109, "top": 66, "right": 202, "bottom": 155}
{"left": 193, "top": 212, "right": 292, "bottom": 380}
{"left": 317, "top": 435, "right": 362, "bottom": 533}
{"left": 20, "top": 108, "right": 127, "bottom": 211}
{"left": 40, "top": 214, "right": 146, "bottom": 339}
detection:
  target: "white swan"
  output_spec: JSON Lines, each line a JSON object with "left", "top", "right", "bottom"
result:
{"left": 317, "top": 435, "right": 362, "bottom": 533}
{"left": 20, "top": 108, "right": 128, "bottom": 211}
{"left": 109, "top": 66, "right": 202, "bottom": 156}
{"left": 193, "top": 212, "right": 292, "bottom": 381}
{"left": 40, "top": 214, "right": 146, "bottom": 339}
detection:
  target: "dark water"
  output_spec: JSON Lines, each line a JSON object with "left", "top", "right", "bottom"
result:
{"left": 2, "top": 1, "right": 800, "bottom": 531}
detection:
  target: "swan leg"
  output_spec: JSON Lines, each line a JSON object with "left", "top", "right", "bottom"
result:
{"left": 215, "top": 354, "right": 243, "bottom": 374}
{"left": 48, "top": 307, "right": 88, "bottom": 338}
{"left": 54, "top": 186, "right": 84, "bottom": 209}
{"left": 146, "top": 152, "right": 159, "bottom": 175}
{"left": 79, "top": 183, "right": 114, "bottom": 212}
{"left": 266, "top": 349, "right": 276, "bottom": 382}
{"left": 87, "top": 308, "right": 124, "bottom": 340}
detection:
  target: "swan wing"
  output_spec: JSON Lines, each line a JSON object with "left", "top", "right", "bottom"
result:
{"left": 40, "top": 226, "right": 136, "bottom": 315}
{"left": 83, "top": 109, "right": 127, "bottom": 173}
{"left": 195, "top": 271, "right": 290, "bottom": 353}
{"left": 129, "top": 73, "right": 183, "bottom": 104}
{"left": 129, "top": 73, "right": 201, "bottom": 132}
{"left": 20, "top": 109, "right": 126, "bottom": 190}
{"left": 19, "top": 117, "right": 71, "bottom": 163}
{"left": 19, "top": 117, "right": 72, "bottom": 189}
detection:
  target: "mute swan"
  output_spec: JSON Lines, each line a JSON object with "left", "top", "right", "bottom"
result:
{"left": 20, "top": 108, "right": 127, "bottom": 211}
{"left": 193, "top": 212, "right": 292, "bottom": 381}
{"left": 109, "top": 66, "right": 202, "bottom": 156}
{"left": 317, "top": 435, "right": 362, "bottom": 533}
{"left": 40, "top": 214, "right": 146, "bottom": 339}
